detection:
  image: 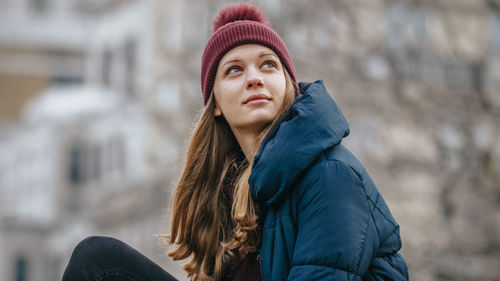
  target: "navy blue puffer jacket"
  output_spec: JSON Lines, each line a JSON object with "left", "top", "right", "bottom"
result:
{"left": 249, "top": 80, "right": 409, "bottom": 281}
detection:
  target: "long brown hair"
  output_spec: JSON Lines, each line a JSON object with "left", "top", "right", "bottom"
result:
{"left": 165, "top": 70, "right": 297, "bottom": 281}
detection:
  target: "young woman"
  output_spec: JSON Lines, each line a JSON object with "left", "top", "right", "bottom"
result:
{"left": 62, "top": 3, "right": 408, "bottom": 281}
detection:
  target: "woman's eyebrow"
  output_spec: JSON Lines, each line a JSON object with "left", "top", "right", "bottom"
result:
{"left": 258, "top": 52, "right": 277, "bottom": 59}
{"left": 220, "top": 52, "right": 278, "bottom": 69}
{"left": 220, "top": 59, "right": 241, "bottom": 69}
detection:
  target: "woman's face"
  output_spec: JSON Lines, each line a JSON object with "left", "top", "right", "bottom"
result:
{"left": 213, "top": 44, "right": 286, "bottom": 134}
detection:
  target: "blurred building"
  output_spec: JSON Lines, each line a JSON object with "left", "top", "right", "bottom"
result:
{"left": 0, "top": 0, "right": 184, "bottom": 280}
{"left": 1, "top": 0, "right": 500, "bottom": 281}
{"left": 0, "top": 86, "right": 159, "bottom": 280}
{"left": 0, "top": 0, "right": 87, "bottom": 122}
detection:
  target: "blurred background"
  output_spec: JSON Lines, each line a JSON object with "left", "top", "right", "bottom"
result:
{"left": 0, "top": 0, "right": 499, "bottom": 280}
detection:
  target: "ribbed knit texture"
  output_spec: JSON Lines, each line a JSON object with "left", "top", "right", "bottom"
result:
{"left": 226, "top": 251, "right": 263, "bottom": 281}
{"left": 222, "top": 177, "right": 263, "bottom": 281}
{"left": 201, "top": 4, "right": 297, "bottom": 104}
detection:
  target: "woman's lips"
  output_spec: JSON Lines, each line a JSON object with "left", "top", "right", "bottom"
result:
{"left": 244, "top": 94, "right": 271, "bottom": 104}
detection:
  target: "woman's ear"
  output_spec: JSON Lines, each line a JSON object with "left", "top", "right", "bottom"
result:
{"left": 214, "top": 106, "right": 222, "bottom": 117}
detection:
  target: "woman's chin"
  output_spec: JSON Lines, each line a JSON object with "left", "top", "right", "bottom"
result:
{"left": 248, "top": 111, "right": 278, "bottom": 124}
{"left": 236, "top": 118, "right": 275, "bottom": 133}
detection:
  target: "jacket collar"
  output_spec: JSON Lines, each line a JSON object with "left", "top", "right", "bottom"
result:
{"left": 249, "top": 80, "right": 350, "bottom": 207}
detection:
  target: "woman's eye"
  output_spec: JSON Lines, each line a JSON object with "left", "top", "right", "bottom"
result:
{"left": 262, "top": 61, "right": 277, "bottom": 69}
{"left": 226, "top": 66, "right": 241, "bottom": 75}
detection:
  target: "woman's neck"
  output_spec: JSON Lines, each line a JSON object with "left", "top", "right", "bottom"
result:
{"left": 232, "top": 129, "right": 261, "bottom": 161}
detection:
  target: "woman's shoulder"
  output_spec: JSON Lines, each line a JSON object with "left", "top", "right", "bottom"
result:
{"left": 303, "top": 143, "right": 379, "bottom": 202}
{"left": 295, "top": 143, "right": 398, "bottom": 223}
{"left": 297, "top": 143, "right": 403, "bottom": 254}
{"left": 297, "top": 143, "right": 365, "bottom": 190}
{"left": 295, "top": 144, "right": 366, "bottom": 204}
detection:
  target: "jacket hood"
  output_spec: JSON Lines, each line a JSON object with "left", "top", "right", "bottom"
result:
{"left": 249, "top": 80, "right": 350, "bottom": 207}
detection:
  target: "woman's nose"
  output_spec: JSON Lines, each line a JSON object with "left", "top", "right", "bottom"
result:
{"left": 246, "top": 69, "right": 265, "bottom": 90}
{"left": 246, "top": 77, "right": 264, "bottom": 89}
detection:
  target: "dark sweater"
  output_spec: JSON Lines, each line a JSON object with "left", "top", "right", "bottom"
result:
{"left": 225, "top": 251, "right": 262, "bottom": 281}
{"left": 223, "top": 176, "right": 263, "bottom": 281}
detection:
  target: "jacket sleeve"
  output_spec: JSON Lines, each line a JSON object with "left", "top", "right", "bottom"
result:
{"left": 287, "top": 159, "right": 378, "bottom": 281}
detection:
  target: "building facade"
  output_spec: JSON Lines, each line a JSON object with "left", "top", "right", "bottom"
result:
{"left": 1, "top": 0, "right": 500, "bottom": 281}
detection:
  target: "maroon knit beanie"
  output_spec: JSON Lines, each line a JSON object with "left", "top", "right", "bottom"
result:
{"left": 201, "top": 2, "right": 297, "bottom": 105}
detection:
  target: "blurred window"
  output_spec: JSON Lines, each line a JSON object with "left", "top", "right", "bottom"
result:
{"left": 29, "top": 0, "right": 49, "bottom": 14}
{"left": 92, "top": 144, "right": 102, "bottom": 181}
{"left": 52, "top": 76, "right": 82, "bottom": 85}
{"left": 414, "top": 9, "right": 427, "bottom": 42}
{"left": 15, "top": 257, "right": 28, "bottom": 281}
{"left": 386, "top": 3, "right": 427, "bottom": 48}
{"left": 493, "top": 10, "right": 500, "bottom": 46}
{"left": 102, "top": 49, "right": 113, "bottom": 88}
{"left": 386, "top": 2, "right": 406, "bottom": 48}
{"left": 470, "top": 62, "right": 484, "bottom": 94}
{"left": 114, "top": 136, "right": 126, "bottom": 174}
{"left": 125, "top": 39, "right": 136, "bottom": 96}
{"left": 443, "top": 59, "right": 473, "bottom": 92}
{"left": 69, "top": 146, "right": 85, "bottom": 185}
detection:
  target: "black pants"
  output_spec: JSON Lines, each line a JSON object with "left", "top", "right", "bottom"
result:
{"left": 62, "top": 236, "right": 179, "bottom": 281}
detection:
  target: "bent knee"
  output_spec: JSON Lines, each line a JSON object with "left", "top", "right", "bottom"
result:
{"left": 71, "top": 236, "right": 126, "bottom": 261}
